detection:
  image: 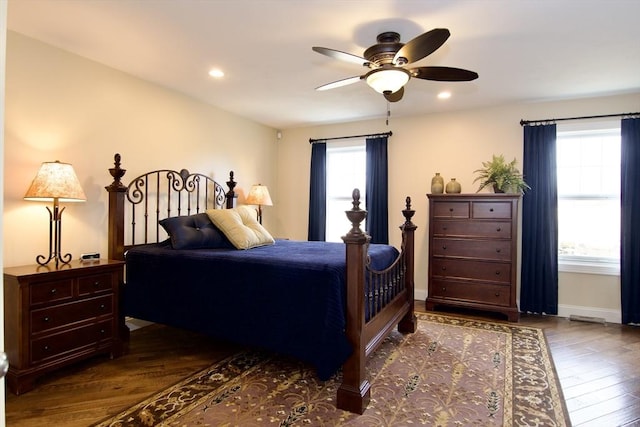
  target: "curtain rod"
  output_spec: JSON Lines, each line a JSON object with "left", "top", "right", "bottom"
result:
{"left": 520, "top": 112, "right": 640, "bottom": 126}
{"left": 309, "top": 131, "right": 392, "bottom": 144}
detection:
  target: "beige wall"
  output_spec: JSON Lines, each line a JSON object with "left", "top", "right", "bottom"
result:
{"left": 277, "top": 92, "right": 640, "bottom": 322}
{"left": 3, "top": 32, "right": 278, "bottom": 268}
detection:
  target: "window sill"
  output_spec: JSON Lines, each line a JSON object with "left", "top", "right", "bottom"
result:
{"left": 558, "top": 260, "right": 620, "bottom": 276}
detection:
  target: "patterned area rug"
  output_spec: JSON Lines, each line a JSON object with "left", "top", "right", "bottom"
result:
{"left": 94, "top": 313, "right": 569, "bottom": 426}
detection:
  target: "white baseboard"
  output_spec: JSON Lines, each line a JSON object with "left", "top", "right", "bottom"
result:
{"left": 557, "top": 304, "right": 621, "bottom": 324}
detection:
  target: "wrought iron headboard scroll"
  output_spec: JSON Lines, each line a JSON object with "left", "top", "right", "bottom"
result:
{"left": 106, "top": 153, "right": 236, "bottom": 259}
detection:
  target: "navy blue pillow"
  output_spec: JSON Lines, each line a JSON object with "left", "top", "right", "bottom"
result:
{"left": 159, "top": 213, "right": 231, "bottom": 250}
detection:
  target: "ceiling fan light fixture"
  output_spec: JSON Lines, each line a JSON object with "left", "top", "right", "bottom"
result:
{"left": 365, "top": 68, "right": 410, "bottom": 94}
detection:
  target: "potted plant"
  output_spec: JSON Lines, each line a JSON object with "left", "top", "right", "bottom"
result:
{"left": 473, "top": 154, "right": 531, "bottom": 194}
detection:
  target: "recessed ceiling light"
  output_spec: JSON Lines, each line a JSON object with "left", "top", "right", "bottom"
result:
{"left": 438, "top": 91, "right": 451, "bottom": 99}
{"left": 208, "top": 68, "right": 224, "bottom": 78}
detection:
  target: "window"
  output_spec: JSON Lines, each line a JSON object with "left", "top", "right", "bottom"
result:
{"left": 326, "top": 141, "right": 366, "bottom": 242}
{"left": 556, "top": 123, "right": 621, "bottom": 275}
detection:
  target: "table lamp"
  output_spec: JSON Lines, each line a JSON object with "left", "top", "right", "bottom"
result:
{"left": 24, "top": 160, "right": 86, "bottom": 267}
{"left": 245, "top": 184, "right": 272, "bottom": 224}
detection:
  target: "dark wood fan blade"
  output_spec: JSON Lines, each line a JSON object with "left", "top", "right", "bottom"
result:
{"left": 315, "top": 75, "right": 363, "bottom": 91}
{"left": 312, "top": 47, "right": 368, "bottom": 66}
{"left": 383, "top": 87, "right": 404, "bottom": 103}
{"left": 411, "top": 66, "right": 478, "bottom": 81}
{"left": 393, "top": 28, "right": 450, "bottom": 65}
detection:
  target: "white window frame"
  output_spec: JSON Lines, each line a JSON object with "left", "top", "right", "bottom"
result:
{"left": 556, "top": 121, "right": 621, "bottom": 276}
{"left": 325, "top": 140, "right": 366, "bottom": 242}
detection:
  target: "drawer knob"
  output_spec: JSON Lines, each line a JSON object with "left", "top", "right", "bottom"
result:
{"left": 490, "top": 208, "right": 494, "bottom": 212}
{"left": 495, "top": 292, "right": 501, "bottom": 297}
{"left": 449, "top": 208, "right": 454, "bottom": 212}
{"left": 441, "top": 266, "right": 447, "bottom": 271}
{"left": 496, "top": 248, "right": 501, "bottom": 253}
{"left": 496, "top": 227, "right": 501, "bottom": 232}
{"left": 442, "top": 245, "right": 447, "bottom": 250}
{"left": 495, "top": 271, "right": 501, "bottom": 275}
{"left": 100, "top": 329, "right": 106, "bottom": 334}
{"left": 50, "top": 288, "right": 57, "bottom": 295}
{"left": 43, "top": 345, "right": 50, "bottom": 352}
{"left": 442, "top": 287, "right": 446, "bottom": 291}
{"left": 100, "top": 304, "right": 106, "bottom": 310}
{"left": 43, "top": 316, "right": 50, "bottom": 322}
{"left": 94, "top": 281, "right": 100, "bottom": 287}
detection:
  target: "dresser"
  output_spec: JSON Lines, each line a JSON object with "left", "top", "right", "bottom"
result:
{"left": 426, "top": 194, "right": 520, "bottom": 321}
{"left": 3, "top": 259, "right": 124, "bottom": 394}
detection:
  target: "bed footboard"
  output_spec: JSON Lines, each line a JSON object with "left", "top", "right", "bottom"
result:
{"left": 338, "top": 191, "right": 417, "bottom": 414}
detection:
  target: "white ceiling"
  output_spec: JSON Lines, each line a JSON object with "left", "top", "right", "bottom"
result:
{"left": 7, "top": 0, "right": 640, "bottom": 129}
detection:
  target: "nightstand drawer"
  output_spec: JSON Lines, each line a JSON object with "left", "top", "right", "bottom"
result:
{"left": 31, "top": 295, "right": 114, "bottom": 334}
{"left": 30, "top": 279, "right": 74, "bottom": 306}
{"left": 78, "top": 273, "right": 115, "bottom": 296}
{"left": 30, "top": 320, "right": 113, "bottom": 364}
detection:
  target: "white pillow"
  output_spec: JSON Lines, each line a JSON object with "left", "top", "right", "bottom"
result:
{"left": 206, "top": 205, "right": 275, "bottom": 249}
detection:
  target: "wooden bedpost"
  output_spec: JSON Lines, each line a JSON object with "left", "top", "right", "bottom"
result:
{"left": 337, "top": 189, "right": 371, "bottom": 414}
{"left": 398, "top": 196, "right": 418, "bottom": 333}
{"left": 225, "top": 171, "right": 236, "bottom": 208}
{"left": 105, "top": 153, "right": 127, "bottom": 261}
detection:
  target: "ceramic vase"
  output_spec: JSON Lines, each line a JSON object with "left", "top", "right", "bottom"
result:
{"left": 431, "top": 173, "right": 444, "bottom": 194}
{"left": 445, "top": 178, "right": 461, "bottom": 194}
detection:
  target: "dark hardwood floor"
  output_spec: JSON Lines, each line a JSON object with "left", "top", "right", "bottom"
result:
{"left": 5, "top": 303, "right": 640, "bottom": 426}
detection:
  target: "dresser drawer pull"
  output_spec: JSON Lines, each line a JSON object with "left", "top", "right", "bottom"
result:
{"left": 442, "top": 245, "right": 447, "bottom": 250}
{"left": 43, "top": 316, "right": 50, "bottom": 322}
{"left": 100, "top": 329, "right": 106, "bottom": 335}
{"left": 442, "top": 287, "right": 446, "bottom": 291}
{"left": 496, "top": 227, "right": 501, "bottom": 232}
{"left": 43, "top": 345, "right": 50, "bottom": 352}
{"left": 490, "top": 208, "right": 494, "bottom": 212}
{"left": 100, "top": 304, "right": 106, "bottom": 310}
{"left": 94, "top": 281, "right": 101, "bottom": 287}
{"left": 449, "top": 208, "right": 454, "bottom": 212}
{"left": 441, "top": 266, "right": 447, "bottom": 271}
{"left": 495, "top": 292, "right": 501, "bottom": 297}
{"left": 50, "top": 288, "right": 57, "bottom": 295}
{"left": 495, "top": 271, "right": 501, "bottom": 275}
{"left": 496, "top": 248, "right": 501, "bottom": 253}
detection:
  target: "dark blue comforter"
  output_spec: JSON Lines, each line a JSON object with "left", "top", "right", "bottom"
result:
{"left": 124, "top": 239, "right": 399, "bottom": 379}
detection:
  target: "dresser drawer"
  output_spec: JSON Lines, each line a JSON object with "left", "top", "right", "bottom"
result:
{"left": 432, "top": 220, "right": 512, "bottom": 239}
{"left": 30, "top": 279, "right": 74, "bottom": 307}
{"left": 430, "top": 279, "right": 511, "bottom": 307}
{"left": 432, "top": 237, "right": 511, "bottom": 261}
{"left": 472, "top": 201, "right": 513, "bottom": 219}
{"left": 432, "top": 201, "right": 470, "bottom": 218}
{"left": 432, "top": 258, "right": 511, "bottom": 284}
{"left": 30, "top": 320, "right": 113, "bottom": 364}
{"left": 78, "top": 273, "right": 115, "bottom": 296}
{"left": 31, "top": 295, "right": 114, "bottom": 334}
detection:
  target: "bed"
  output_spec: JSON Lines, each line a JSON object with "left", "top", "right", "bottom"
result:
{"left": 105, "top": 153, "right": 417, "bottom": 414}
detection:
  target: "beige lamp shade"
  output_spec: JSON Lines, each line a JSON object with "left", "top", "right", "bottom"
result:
{"left": 245, "top": 184, "right": 273, "bottom": 206}
{"left": 24, "top": 161, "right": 86, "bottom": 202}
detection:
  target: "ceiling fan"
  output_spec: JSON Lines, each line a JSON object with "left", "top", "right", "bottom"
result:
{"left": 312, "top": 29, "right": 478, "bottom": 102}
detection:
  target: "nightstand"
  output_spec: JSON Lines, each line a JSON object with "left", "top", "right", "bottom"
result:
{"left": 3, "top": 259, "right": 125, "bottom": 394}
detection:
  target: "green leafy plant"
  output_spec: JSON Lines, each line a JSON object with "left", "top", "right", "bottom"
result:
{"left": 473, "top": 154, "right": 531, "bottom": 194}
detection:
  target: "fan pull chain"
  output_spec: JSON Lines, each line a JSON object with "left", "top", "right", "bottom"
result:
{"left": 386, "top": 100, "right": 391, "bottom": 126}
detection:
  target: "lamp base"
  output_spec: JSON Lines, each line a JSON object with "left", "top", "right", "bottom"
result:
{"left": 36, "top": 204, "right": 72, "bottom": 268}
